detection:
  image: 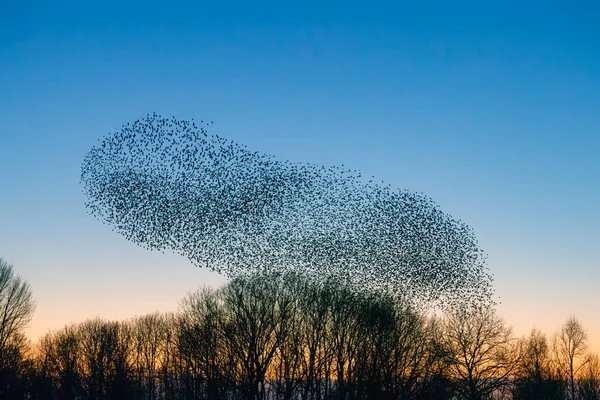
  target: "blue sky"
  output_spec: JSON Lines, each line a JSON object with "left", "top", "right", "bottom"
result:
{"left": 1, "top": 1, "right": 599, "bottom": 345}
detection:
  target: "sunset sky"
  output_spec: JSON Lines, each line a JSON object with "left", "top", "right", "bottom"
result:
{"left": 1, "top": 1, "right": 599, "bottom": 350}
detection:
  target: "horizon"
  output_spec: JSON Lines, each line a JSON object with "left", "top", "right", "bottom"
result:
{"left": 1, "top": 1, "right": 599, "bottom": 354}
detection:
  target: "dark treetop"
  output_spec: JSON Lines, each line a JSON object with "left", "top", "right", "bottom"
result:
{"left": 81, "top": 113, "right": 493, "bottom": 309}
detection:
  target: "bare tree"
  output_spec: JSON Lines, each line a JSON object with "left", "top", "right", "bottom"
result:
{"left": 219, "top": 273, "right": 293, "bottom": 400}
{"left": 78, "top": 318, "right": 133, "bottom": 399}
{"left": 521, "top": 329, "right": 552, "bottom": 382}
{"left": 295, "top": 276, "right": 333, "bottom": 400}
{"left": 0, "top": 258, "right": 36, "bottom": 397}
{"left": 439, "top": 307, "right": 521, "bottom": 400}
{"left": 553, "top": 317, "right": 590, "bottom": 400}
{"left": 353, "top": 292, "right": 431, "bottom": 400}
{"left": 131, "top": 313, "right": 168, "bottom": 400}
{"left": 38, "top": 325, "right": 83, "bottom": 400}
{"left": 578, "top": 353, "right": 600, "bottom": 400}
{"left": 177, "top": 287, "right": 226, "bottom": 399}
{"left": 513, "top": 328, "right": 562, "bottom": 400}
{"left": 270, "top": 273, "right": 306, "bottom": 400}
{"left": 0, "top": 258, "right": 35, "bottom": 353}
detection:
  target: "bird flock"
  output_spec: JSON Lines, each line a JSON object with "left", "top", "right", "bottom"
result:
{"left": 81, "top": 113, "right": 494, "bottom": 309}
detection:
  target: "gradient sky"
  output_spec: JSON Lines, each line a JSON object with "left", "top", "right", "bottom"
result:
{"left": 1, "top": 1, "right": 599, "bottom": 349}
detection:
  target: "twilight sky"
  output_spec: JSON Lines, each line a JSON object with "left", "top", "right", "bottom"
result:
{"left": 1, "top": 1, "right": 599, "bottom": 349}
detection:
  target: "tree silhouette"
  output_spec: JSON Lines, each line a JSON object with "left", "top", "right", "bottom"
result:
{"left": 37, "top": 325, "right": 83, "bottom": 400}
{"left": 553, "top": 317, "right": 590, "bottom": 400}
{"left": 578, "top": 353, "right": 600, "bottom": 400}
{"left": 437, "top": 307, "right": 521, "bottom": 400}
{"left": 0, "top": 258, "right": 36, "bottom": 398}
{"left": 513, "top": 328, "right": 563, "bottom": 400}
{"left": 130, "top": 313, "right": 168, "bottom": 400}
{"left": 77, "top": 318, "right": 134, "bottom": 399}
{"left": 24, "top": 272, "right": 600, "bottom": 400}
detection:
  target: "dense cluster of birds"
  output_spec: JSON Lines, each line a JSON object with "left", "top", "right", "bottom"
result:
{"left": 81, "top": 113, "right": 494, "bottom": 309}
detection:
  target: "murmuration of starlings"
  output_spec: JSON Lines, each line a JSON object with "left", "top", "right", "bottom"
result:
{"left": 81, "top": 113, "right": 494, "bottom": 310}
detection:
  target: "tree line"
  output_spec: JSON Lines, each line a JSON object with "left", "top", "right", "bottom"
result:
{"left": 1, "top": 258, "right": 599, "bottom": 400}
